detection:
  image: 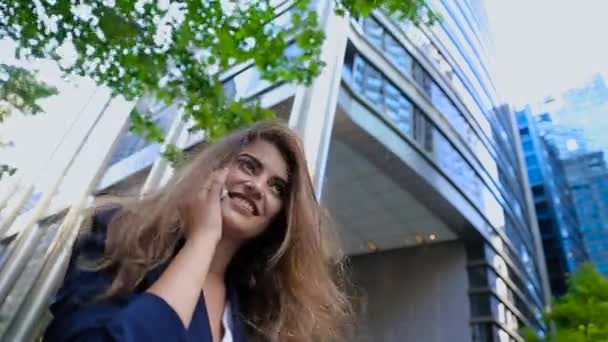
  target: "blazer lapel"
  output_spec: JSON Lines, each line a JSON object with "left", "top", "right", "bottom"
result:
{"left": 229, "top": 285, "right": 248, "bottom": 342}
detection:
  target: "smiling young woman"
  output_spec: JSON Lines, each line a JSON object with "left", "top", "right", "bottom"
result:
{"left": 44, "top": 121, "right": 354, "bottom": 342}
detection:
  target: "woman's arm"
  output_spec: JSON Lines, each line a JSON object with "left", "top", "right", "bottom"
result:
{"left": 146, "top": 168, "right": 227, "bottom": 327}
{"left": 146, "top": 230, "right": 220, "bottom": 327}
{"left": 45, "top": 210, "right": 192, "bottom": 341}
{"left": 46, "top": 169, "right": 228, "bottom": 341}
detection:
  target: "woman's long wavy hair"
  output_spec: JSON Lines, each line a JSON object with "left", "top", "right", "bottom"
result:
{"left": 83, "top": 120, "right": 354, "bottom": 341}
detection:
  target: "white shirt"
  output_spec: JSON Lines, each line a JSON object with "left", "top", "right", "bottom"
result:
{"left": 221, "top": 301, "right": 234, "bottom": 342}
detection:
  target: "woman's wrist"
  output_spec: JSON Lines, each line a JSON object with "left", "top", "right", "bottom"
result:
{"left": 187, "top": 224, "right": 222, "bottom": 246}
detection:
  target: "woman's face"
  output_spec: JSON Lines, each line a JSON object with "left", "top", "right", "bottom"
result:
{"left": 220, "top": 139, "right": 289, "bottom": 241}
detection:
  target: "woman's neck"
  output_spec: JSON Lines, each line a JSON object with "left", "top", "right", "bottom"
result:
{"left": 207, "top": 237, "right": 242, "bottom": 281}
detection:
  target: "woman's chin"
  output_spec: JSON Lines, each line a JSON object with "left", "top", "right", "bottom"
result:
{"left": 221, "top": 215, "right": 259, "bottom": 241}
{"left": 221, "top": 204, "right": 267, "bottom": 241}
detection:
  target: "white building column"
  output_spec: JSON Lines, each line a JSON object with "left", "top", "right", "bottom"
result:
{"left": 0, "top": 93, "right": 134, "bottom": 341}
{"left": 288, "top": 0, "right": 349, "bottom": 199}
{"left": 139, "top": 107, "right": 188, "bottom": 195}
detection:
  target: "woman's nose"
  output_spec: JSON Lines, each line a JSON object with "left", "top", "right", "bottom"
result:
{"left": 243, "top": 180, "right": 263, "bottom": 199}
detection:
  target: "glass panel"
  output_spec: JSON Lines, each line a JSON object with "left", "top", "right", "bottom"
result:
{"left": 491, "top": 296, "right": 506, "bottom": 324}
{"left": 470, "top": 294, "right": 491, "bottom": 316}
{"left": 432, "top": 128, "right": 484, "bottom": 210}
{"left": 361, "top": 16, "right": 384, "bottom": 49}
{"left": 494, "top": 327, "right": 511, "bottom": 342}
{"left": 413, "top": 62, "right": 432, "bottom": 95}
{"left": 472, "top": 323, "right": 492, "bottom": 342}
{"left": 383, "top": 33, "right": 413, "bottom": 78}
{"left": 353, "top": 55, "right": 366, "bottom": 91}
{"left": 108, "top": 100, "right": 178, "bottom": 165}
{"left": 395, "top": 96, "right": 414, "bottom": 135}
{"left": 383, "top": 82, "right": 400, "bottom": 121}
{"left": 351, "top": 56, "right": 414, "bottom": 138}
{"left": 384, "top": 83, "right": 414, "bottom": 136}
{"left": 399, "top": 21, "right": 493, "bottom": 139}
{"left": 429, "top": 81, "right": 498, "bottom": 181}
{"left": 363, "top": 64, "right": 383, "bottom": 104}
{"left": 468, "top": 266, "right": 488, "bottom": 288}
{"left": 228, "top": 66, "right": 272, "bottom": 100}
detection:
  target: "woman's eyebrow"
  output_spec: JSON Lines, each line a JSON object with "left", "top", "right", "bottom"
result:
{"left": 241, "top": 152, "right": 288, "bottom": 184}
{"left": 240, "top": 153, "right": 262, "bottom": 168}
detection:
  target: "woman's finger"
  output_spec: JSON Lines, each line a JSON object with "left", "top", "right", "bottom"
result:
{"left": 220, "top": 187, "right": 228, "bottom": 200}
{"left": 205, "top": 168, "right": 229, "bottom": 199}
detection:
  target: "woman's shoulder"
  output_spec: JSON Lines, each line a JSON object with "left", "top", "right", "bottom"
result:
{"left": 77, "top": 205, "right": 171, "bottom": 291}
{"left": 47, "top": 207, "right": 123, "bottom": 315}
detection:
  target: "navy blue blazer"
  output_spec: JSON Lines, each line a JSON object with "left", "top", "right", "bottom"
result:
{"left": 44, "top": 209, "right": 249, "bottom": 341}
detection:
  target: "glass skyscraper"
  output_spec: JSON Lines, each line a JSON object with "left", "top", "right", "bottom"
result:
{"left": 530, "top": 76, "right": 608, "bottom": 276}
{"left": 0, "top": 1, "right": 550, "bottom": 341}
{"left": 517, "top": 108, "right": 588, "bottom": 296}
{"left": 562, "top": 151, "right": 608, "bottom": 275}
{"left": 330, "top": 1, "right": 549, "bottom": 339}
{"left": 521, "top": 108, "right": 608, "bottom": 276}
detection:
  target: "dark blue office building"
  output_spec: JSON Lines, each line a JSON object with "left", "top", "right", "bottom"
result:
{"left": 562, "top": 151, "right": 608, "bottom": 275}
{"left": 517, "top": 108, "right": 588, "bottom": 296}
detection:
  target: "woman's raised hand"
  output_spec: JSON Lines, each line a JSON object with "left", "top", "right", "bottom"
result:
{"left": 178, "top": 168, "right": 229, "bottom": 243}
{"left": 149, "top": 167, "right": 231, "bottom": 327}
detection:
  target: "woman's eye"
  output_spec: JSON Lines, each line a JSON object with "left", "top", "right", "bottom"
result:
{"left": 239, "top": 159, "right": 255, "bottom": 174}
{"left": 270, "top": 182, "right": 286, "bottom": 197}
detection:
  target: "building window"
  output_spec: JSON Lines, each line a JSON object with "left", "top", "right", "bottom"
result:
{"left": 351, "top": 55, "right": 414, "bottom": 137}
{"left": 517, "top": 113, "right": 528, "bottom": 125}
{"left": 470, "top": 294, "right": 491, "bottom": 316}
{"left": 361, "top": 16, "right": 383, "bottom": 49}
{"left": 525, "top": 154, "right": 538, "bottom": 168}
{"left": 108, "top": 101, "right": 178, "bottom": 166}
{"left": 412, "top": 62, "right": 432, "bottom": 95}
{"left": 468, "top": 266, "right": 488, "bottom": 288}
{"left": 361, "top": 16, "right": 414, "bottom": 79}
{"left": 384, "top": 33, "right": 414, "bottom": 79}
{"left": 472, "top": 324, "right": 492, "bottom": 342}
{"left": 528, "top": 168, "right": 543, "bottom": 183}
{"left": 532, "top": 185, "right": 545, "bottom": 198}
{"left": 389, "top": 90, "right": 415, "bottom": 135}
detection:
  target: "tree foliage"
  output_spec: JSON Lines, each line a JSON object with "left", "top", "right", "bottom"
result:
{"left": 0, "top": 0, "right": 434, "bottom": 165}
{"left": 0, "top": 63, "right": 58, "bottom": 179}
{"left": 0, "top": 64, "right": 58, "bottom": 121}
{"left": 523, "top": 263, "right": 608, "bottom": 342}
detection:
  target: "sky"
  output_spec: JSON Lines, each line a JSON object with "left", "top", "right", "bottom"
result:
{"left": 484, "top": 0, "right": 608, "bottom": 107}
{"left": 0, "top": 40, "right": 91, "bottom": 174}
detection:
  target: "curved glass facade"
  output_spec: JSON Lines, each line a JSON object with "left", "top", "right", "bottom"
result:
{"left": 341, "top": 3, "right": 549, "bottom": 341}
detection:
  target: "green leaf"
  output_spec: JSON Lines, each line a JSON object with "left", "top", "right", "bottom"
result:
{"left": 161, "top": 143, "right": 184, "bottom": 166}
{"left": 523, "top": 263, "right": 608, "bottom": 341}
{"left": 0, "top": 164, "right": 17, "bottom": 180}
{"left": 0, "top": 64, "right": 58, "bottom": 117}
{"left": 0, "top": 0, "right": 434, "bottom": 167}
